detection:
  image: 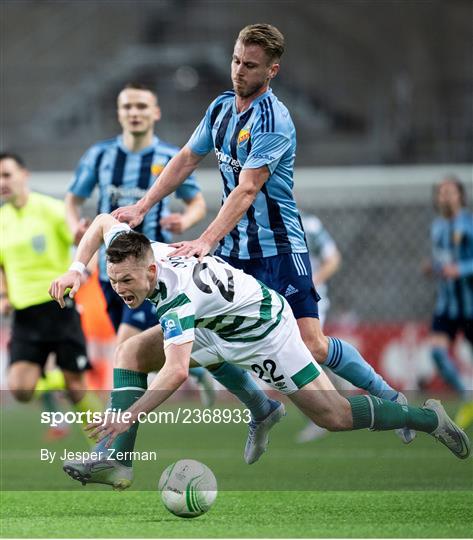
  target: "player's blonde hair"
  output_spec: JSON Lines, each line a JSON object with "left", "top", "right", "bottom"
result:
{"left": 237, "top": 23, "right": 285, "bottom": 62}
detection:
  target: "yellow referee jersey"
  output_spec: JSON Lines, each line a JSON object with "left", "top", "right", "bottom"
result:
{"left": 0, "top": 192, "right": 73, "bottom": 309}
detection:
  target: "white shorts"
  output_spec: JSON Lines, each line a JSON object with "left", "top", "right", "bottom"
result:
{"left": 191, "top": 302, "right": 321, "bottom": 394}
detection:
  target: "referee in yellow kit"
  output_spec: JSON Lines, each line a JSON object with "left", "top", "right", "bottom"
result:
{"left": 0, "top": 152, "right": 100, "bottom": 426}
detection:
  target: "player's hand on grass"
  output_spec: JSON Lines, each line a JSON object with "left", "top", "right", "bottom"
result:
{"left": 85, "top": 412, "right": 134, "bottom": 447}
{"left": 169, "top": 238, "right": 212, "bottom": 261}
{"left": 160, "top": 213, "right": 190, "bottom": 234}
{"left": 48, "top": 271, "right": 82, "bottom": 308}
{"left": 112, "top": 204, "right": 146, "bottom": 228}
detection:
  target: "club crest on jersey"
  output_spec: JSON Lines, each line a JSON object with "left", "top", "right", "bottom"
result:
{"left": 161, "top": 312, "right": 183, "bottom": 340}
{"left": 151, "top": 163, "right": 165, "bottom": 176}
{"left": 31, "top": 234, "right": 46, "bottom": 253}
{"left": 237, "top": 128, "right": 251, "bottom": 145}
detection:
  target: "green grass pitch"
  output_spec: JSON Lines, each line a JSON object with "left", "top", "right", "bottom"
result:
{"left": 1, "top": 397, "right": 472, "bottom": 538}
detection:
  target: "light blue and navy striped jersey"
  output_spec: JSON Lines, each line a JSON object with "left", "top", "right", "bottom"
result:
{"left": 431, "top": 208, "right": 473, "bottom": 319}
{"left": 187, "top": 88, "right": 307, "bottom": 259}
{"left": 302, "top": 213, "right": 338, "bottom": 300}
{"left": 69, "top": 135, "right": 200, "bottom": 280}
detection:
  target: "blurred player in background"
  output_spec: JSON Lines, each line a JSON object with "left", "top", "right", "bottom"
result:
{"left": 424, "top": 176, "right": 473, "bottom": 429}
{"left": 113, "top": 24, "right": 414, "bottom": 444}
{"left": 0, "top": 152, "right": 101, "bottom": 439}
{"left": 65, "top": 83, "right": 215, "bottom": 404}
{"left": 296, "top": 213, "right": 341, "bottom": 443}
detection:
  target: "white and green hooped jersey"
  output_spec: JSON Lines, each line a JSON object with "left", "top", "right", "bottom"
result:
{"left": 150, "top": 248, "right": 285, "bottom": 349}
{"left": 105, "top": 224, "right": 285, "bottom": 347}
{"left": 105, "top": 224, "right": 321, "bottom": 394}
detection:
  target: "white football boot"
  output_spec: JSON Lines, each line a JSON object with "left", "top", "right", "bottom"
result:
{"left": 424, "top": 399, "right": 471, "bottom": 459}
{"left": 296, "top": 422, "right": 328, "bottom": 444}
{"left": 244, "top": 399, "right": 286, "bottom": 464}
{"left": 63, "top": 458, "right": 133, "bottom": 490}
{"left": 196, "top": 369, "right": 217, "bottom": 408}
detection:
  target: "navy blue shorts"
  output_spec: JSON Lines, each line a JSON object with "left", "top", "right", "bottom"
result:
{"left": 217, "top": 252, "right": 320, "bottom": 320}
{"left": 432, "top": 315, "right": 473, "bottom": 344}
{"left": 99, "top": 280, "right": 158, "bottom": 333}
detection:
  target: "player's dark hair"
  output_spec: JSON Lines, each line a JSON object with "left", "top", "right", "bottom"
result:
{"left": 237, "top": 23, "right": 285, "bottom": 62}
{"left": 433, "top": 175, "right": 467, "bottom": 209}
{"left": 106, "top": 231, "right": 153, "bottom": 264}
{"left": 120, "top": 83, "right": 158, "bottom": 103}
{"left": 0, "top": 152, "right": 26, "bottom": 168}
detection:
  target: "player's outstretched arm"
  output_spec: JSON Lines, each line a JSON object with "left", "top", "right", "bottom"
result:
{"left": 112, "top": 146, "right": 205, "bottom": 228}
{"left": 86, "top": 341, "right": 193, "bottom": 446}
{"left": 170, "top": 166, "right": 269, "bottom": 260}
{"left": 49, "top": 213, "right": 119, "bottom": 307}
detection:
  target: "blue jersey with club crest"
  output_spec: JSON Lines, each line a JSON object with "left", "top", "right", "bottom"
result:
{"left": 188, "top": 89, "right": 307, "bottom": 259}
{"left": 69, "top": 135, "right": 200, "bottom": 280}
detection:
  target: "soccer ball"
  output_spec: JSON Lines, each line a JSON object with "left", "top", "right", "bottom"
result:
{"left": 158, "top": 459, "right": 217, "bottom": 518}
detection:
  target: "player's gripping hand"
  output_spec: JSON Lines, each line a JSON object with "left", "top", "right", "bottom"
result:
{"left": 48, "top": 270, "right": 82, "bottom": 308}
{"left": 85, "top": 412, "right": 134, "bottom": 447}
{"left": 160, "top": 213, "right": 190, "bottom": 234}
{"left": 170, "top": 237, "right": 212, "bottom": 261}
{"left": 112, "top": 203, "right": 146, "bottom": 228}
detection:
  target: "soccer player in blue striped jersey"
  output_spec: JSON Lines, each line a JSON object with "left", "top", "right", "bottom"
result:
{"left": 425, "top": 176, "right": 473, "bottom": 429}
{"left": 113, "top": 24, "right": 413, "bottom": 444}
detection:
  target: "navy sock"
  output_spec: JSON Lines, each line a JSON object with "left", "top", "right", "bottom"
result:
{"left": 325, "top": 337, "right": 398, "bottom": 400}
{"left": 210, "top": 362, "right": 271, "bottom": 421}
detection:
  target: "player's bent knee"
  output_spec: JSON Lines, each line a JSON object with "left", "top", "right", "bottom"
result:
{"left": 302, "top": 334, "right": 328, "bottom": 364}
{"left": 8, "top": 373, "right": 36, "bottom": 402}
{"left": 114, "top": 340, "right": 147, "bottom": 371}
{"left": 9, "top": 385, "right": 35, "bottom": 402}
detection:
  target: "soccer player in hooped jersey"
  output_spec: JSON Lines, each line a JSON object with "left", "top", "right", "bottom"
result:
{"left": 113, "top": 24, "right": 414, "bottom": 442}
{"left": 49, "top": 214, "right": 470, "bottom": 490}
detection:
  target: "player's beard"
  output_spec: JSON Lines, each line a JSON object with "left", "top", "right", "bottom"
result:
{"left": 233, "top": 79, "right": 266, "bottom": 99}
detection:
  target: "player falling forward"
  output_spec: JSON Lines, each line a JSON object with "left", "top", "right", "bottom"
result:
{"left": 49, "top": 215, "right": 471, "bottom": 490}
